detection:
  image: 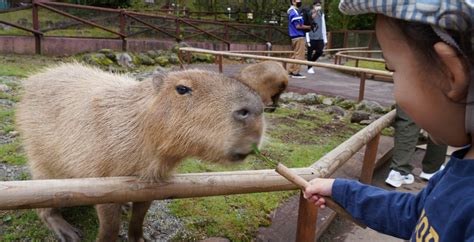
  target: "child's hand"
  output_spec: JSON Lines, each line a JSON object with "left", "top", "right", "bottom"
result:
{"left": 303, "top": 178, "right": 335, "bottom": 208}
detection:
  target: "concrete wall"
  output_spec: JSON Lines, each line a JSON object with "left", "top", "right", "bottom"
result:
{"left": 0, "top": 36, "right": 291, "bottom": 56}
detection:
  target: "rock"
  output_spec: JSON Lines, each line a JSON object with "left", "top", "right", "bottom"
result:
{"left": 155, "top": 56, "right": 170, "bottom": 66}
{"left": 322, "top": 98, "right": 333, "bottom": 106}
{"left": 152, "top": 66, "right": 169, "bottom": 74}
{"left": 137, "top": 53, "right": 155, "bottom": 65}
{"left": 299, "top": 93, "right": 320, "bottom": 105}
{"left": 325, "top": 105, "right": 346, "bottom": 117}
{"left": 334, "top": 96, "right": 345, "bottom": 104}
{"left": 360, "top": 119, "right": 373, "bottom": 125}
{"left": 280, "top": 92, "right": 296, "bottom": 103}
{"left": 116, "top": 53, "right": 134, "bottom": 68}
{"left": 168, "top": 53, "right": 180, "bottom": 64}
{"left": 82, "top": 53, "right": 114, "bottom": 66}
{"left": 338, "top": 99, "right": 356, "bottom": 110}
{"left": 0, "top": 99, "right": 14, "bottom": 107}
{"left": 355, "top": 100, "right": 385, "bottom": 114}
{"left": 193, "top": 53, "right": 215, "bottom": 63}
{"left": 0, "top": 84, "right": 11, "bottom": 93}
{"left": 281, "top": 103, "right": 298, "bottom": 110}
{"left": 245, "top": 58, "right": 256, "bottom": 64}
{"left": 350, "top": 111, "right": 371, "bottom": 123}
{"left": 8, "top": 131, "right": 19, "bottom": 138}
{"left": 146, "top": 50, "right": 160, "bottom": 59}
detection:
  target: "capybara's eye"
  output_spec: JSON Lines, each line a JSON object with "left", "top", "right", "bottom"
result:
{"left": 176, "top": 85, "right": 192, "bottom": 95}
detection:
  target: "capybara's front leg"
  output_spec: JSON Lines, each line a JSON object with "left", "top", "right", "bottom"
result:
{"left": 38, "top": 208, "right": 82, "bottom": 242}
{"left": 95, "top": 203, "right": 122, "bottom": 242}
{"left": 128, "top": 201, "right": 152, "bottom": 242}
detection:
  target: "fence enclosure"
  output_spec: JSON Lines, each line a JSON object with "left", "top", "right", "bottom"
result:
{"left": 0, "top": 1, "right": 376, "bottom": 55}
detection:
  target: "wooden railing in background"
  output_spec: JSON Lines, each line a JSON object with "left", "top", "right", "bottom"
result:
{"left": 178, "top": 47, "right": 392, "bottom": 102}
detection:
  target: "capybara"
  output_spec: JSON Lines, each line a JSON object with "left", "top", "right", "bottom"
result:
{"left": 236, "top": 61, "right": 288, "bottom": 112}
{"left": 16, "top": 63, "right": 265, "bottom": 242}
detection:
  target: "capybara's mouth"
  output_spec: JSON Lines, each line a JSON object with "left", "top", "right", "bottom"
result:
{"left": 264, "top": 106, "right": 277, "bottom": 113}
{"left": 230, "top": 152, "right": 250, "bottom": 162}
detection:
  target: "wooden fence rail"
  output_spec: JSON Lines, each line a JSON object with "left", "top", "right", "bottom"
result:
{"left": 0, "top": 110, "right": 395, "bottom": 241}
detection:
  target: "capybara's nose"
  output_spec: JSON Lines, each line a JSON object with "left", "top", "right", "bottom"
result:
{"left": 233, "top": 105, "right": 261, "bottom": 122}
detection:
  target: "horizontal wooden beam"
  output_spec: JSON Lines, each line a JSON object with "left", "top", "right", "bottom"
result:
{"left": 0, "top": 168, "right": 317, "bottom": 210}
{"left": 0, "top": 111, "right": 395, "bottom": 210}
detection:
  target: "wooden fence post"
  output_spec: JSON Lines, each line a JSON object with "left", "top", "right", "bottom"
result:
{"left": 119, "top": 11, "right": 127, "bottom": 51}
{"left": 358, "top": 72, "right": 366, "bottom": 102}
{"left": 296, "top": 191, "right": 318, "bottom": 242}
{"left": 175, "top": 19, "right": 180, "bottom": 42}
{"left": 218, "top": 55, "right": 223, "bottom": 73}
{"left": 32, "top": 0, "right": 41, "bottom": 55}
{"left": 359, "top": 133, "right": 381, "bottom": 184}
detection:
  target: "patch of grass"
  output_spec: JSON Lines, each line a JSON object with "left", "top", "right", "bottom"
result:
{"left": 344, "top": 60, "right": 386, "bottom": 71}
{"left": 0, "top": 140, "right": 27, "bottom": 165}
{"left": 170, "top": 191, "right": 296, "bottom": 241}
{"left": 0, "top": 210, "right": 52, "bottom": 240}
{"left": 0, "top": 206, "right": 98, "bottom": 241}
{"left": 0, "top": 55, "right": 61, "bottom": 77}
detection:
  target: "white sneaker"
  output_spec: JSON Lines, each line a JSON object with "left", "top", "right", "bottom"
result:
{"left": 385, "top": 170, "right": 415, "bottom": 188}
{"left": 420, "top": 165, "right": 445, "bottom": 181}
{"left": 307, "top": 68, "right": 315, "bottom": 74}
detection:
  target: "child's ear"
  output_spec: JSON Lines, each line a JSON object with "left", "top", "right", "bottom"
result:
{"left": 434, "top": 42, "right": 468, "bottom": 101}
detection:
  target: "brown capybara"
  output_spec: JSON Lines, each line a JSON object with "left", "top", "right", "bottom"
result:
{"left": 236, "top": 61, "right": 288, "bottom": 112}
{"left": 16, "top": 62, "right": 265, "bottom": 242}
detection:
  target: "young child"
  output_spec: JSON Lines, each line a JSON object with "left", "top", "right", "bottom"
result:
{"left": 303, "top": 0, "right": 474, "bottom": 240}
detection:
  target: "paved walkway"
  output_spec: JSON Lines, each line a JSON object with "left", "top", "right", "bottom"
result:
{"left": 187, "top": 61, "right": 395, "bottom": 106}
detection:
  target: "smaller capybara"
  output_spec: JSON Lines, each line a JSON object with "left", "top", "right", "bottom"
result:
{"left": 236, "top": 61, "right": 288, "bottom": 112}
{"left": 16, "top": 63, "right": 265, "bottom": 242}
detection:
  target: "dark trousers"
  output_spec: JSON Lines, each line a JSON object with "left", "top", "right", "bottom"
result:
{"left": 307, "top": 39, "right": 324, "bottom": 69}
{"left": 391, "top": 106, "right": 448, "bottom": 175}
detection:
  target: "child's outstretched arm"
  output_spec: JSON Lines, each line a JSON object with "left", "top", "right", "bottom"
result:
{"left": 303, "top": 177, "right": 439, "bottom": 239}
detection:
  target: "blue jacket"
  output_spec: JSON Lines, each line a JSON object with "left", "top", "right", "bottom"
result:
{"left": 332, "top": 148, "right": 474, "bottom": 241}
{"left": 287, "top": 6, "right": 305, "bottom": 38}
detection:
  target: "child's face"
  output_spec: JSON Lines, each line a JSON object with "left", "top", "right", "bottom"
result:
{"left": 376, "top": 15, "right": 470, "bottom": 146}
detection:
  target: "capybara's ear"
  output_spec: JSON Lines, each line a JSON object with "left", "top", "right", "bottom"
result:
{"left": 152, "top": 73, "right": 166, "bottom": 91}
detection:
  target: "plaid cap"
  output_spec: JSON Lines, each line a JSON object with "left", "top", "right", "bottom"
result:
{"left": 339, "top": 0, "right": 474, "bottom": 31}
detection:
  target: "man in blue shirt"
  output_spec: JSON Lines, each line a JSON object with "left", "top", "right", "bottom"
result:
{"left": 287, "top": 0, "right": 311, "bottom": 79}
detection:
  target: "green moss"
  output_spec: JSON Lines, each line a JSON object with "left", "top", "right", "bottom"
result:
{"left": 0, "top": 140, "right": 27, "bottom": 165}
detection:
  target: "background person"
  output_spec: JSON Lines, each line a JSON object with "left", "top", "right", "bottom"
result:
{"left": 305, "top": 0, "right": 327, "bottom": 74}
{"left": 287, "top": 0, "right": 311, "bottom": 79}
{"left": 385, "top": 105, "right": 448, "bottom": 187}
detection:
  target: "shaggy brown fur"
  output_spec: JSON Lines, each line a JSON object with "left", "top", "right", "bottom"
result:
{"left": 237, "top": 61, "right": 288, "bottom": 112}
{"left": 16, "top": 63, "right": 265, "bottom": 242}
